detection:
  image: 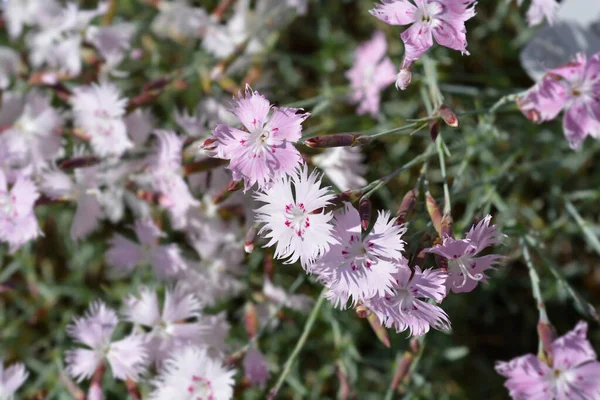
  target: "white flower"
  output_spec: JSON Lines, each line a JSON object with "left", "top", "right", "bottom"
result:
{"left": 71, "top": 82, "right": 132, "bottom": 157}
{"left": 254, "top": 164, "right": 337, "bottom": 269}
{"left": 65, "top": 301, "right": 148, "bottom": 382}
{"left": 125, "top": 109, "right": 156, "bottom": 147}
{"left": 86, "top": 23, "right": 136, "bottom": 72}
{"left": 312, "top": 147, "right": 367, "bottom": 191}
{"left": 149, "top": 346, "right": 235, "bottom": 400}
{"left": 0, "top": 360, "right": 28, "bottom": 400}
{"left": 151, "top": 0, "right": 208, "bottom": 41}
{"left": 1, "top": 0, "right": 61, "bottom": 39}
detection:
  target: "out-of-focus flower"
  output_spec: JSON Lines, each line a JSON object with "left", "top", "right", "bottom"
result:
{"left": 312, "top": 147, "right": 367, "bottom": 191}
{"left": 0, "top": 170, "right": 41, "bottom": 254}
{"left": 148, "top": 346, "right": 234, "bottom": 400}
{"left": 517, "top": 52, "right": 600, "bottom": 149}
{"left": 125, "top": 109, "right": 156, "bottom": 147}
{"left": 346, "top": 31, "right": 396, "bottom": 116}
{"left": 496, "top": 321, "right": 600, "bottom": 399}
{"left": 151, "top": 0, "right": 208, "bottom": 41}
{"left": 426, "top": 215, "right": 504, "bottom": 293}
{"left": 313, "top": 203, "right": 408, "bottom": 307}
{"left": 243, "top": 347, "right": 270, "bottom": 388}
{"left": 71, "top": 82, "right": 132, "bottom": 157}
{"left": 210, "top": 86, "right": 308, "bottom": 191}
{"left": 254, "top": 164, "right": 336, "bottom": 269}
{"left": 176, "top": 98, "right": 237, "bottom": 139}
{"left": 105, "top": 219, "right": 187, "bottom": 279}
{"left": 512, "top": 0, "right": 559, "bottom": 26}
{"left": 39, "top": 167, "right": 104, "bottom": 240}
{"left": 65, "top": 301, "right": 148, "bottom": 382}
{"left": 365, "top": 266, "right": 450, "bottom": 336}
{"left": 0, "top": 47, "right": 20, "bottom": 89}
{"left": 263, "top": 278, "right": 314, "bottom": 312}
{"left": 86, "top": 23, "right": 136, "bottom": 72}
{"left": 370, "top": 0, "right": 477, "bottom": 87}
{"left": 395, "top": 68, "right": 412, "bottom": 90}
{"left": 123, "top": 286, "right": 209, "bottom": 364}
{"left": 1, "top": 0, "right": 61, "bottom": 39}
{"left": 0, "top": 360, "right": 28, "bottom": 400}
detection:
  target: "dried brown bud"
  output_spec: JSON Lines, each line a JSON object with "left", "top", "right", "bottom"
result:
{"left": 425, "top": 192, "right": 443, "bottom": 237}
{"left": 439, "top": 104, "right": 459, "bottom": 127}
{"left": 304, "top": 133, "right": 371, "bottom": 149}
{"left": 359, "top": 198, "right": 372, "bottom": 231}
{"left": 396, "top": 189, "right": 419, "bottom": 225}
{"left": 429, "top": 119, "right": 440, "bottom": 142}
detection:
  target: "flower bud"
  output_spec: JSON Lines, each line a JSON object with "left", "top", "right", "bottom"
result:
{"left": 439, "top": 104, "right": 459, "bottom": 127}
{"left": 395, "top": 68, "right": 412, "bottom": 90}
{"left": 395, "top": 189, "right": 419, "bottom": 225}
{"left": 359, "top": 198, "right": 372, "bottom": 231}
{"left": 304, "top": 133, "right": 370, "bottom": 149}
{"left": 429, "top": 119, "right": 440, "bottom": 142}
{"left": 244, "top": 226, "right": 258, "bottom": 254}
{"left": 425, "top": 192, "right": 443, "bottom": 237}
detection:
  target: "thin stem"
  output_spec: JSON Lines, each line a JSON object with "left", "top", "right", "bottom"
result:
{"left": 489, "top": 94, "right": 519, "bottom": 114}
{"left": 520, "top": 238, "right": 549, "bottom": 324}
{"left": 565, "top": 199, "right": 600, "bottom": 257}
{"left": 267, "top": 290, "right": 326, "bottom": 400}
{"left": 436, "top": 136, "right": 451, "bottom": 214}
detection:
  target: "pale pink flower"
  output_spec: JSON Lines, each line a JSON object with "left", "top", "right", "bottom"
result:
{"left": 254, "top": 164, "right": 336, "bottom": 269}
{"left": 0, "top": 360, "right": 28, "bottom": 400}
{"left": 518, "top": 52, "right": 600, "bottom": 150}
{"left": 1, "top": 0, "right": 61, "bottom": 39}
{"left": 426, "top": 215, "right": 503, "bottom": 293}
{"left": 370, "top": 0, "right": 477, "bottom": 85}
{"left": 65, "top": 301, "right": 148, "bottom": 382}
{"left": 496, "top": 321, "right": 600, "bottom": 399}
{"left": 151, "top": 0, "right": 208, "bottom": 41}
{"left": 313, "top": 203, "right": 408, "bottom": 307}
{"left": 149, "top": 346, "right": 234, "bottom": 400}
{"left": 346, "top": 31, "right": 396, "bottom": 116}
{"left": 210, "top": 86, "right": 308, "bottom": 191}
{"left": 0, "top": 47, "right": 20, "bottom": 89}
{"left": 124, "top": 108, "right": 156, "bottom": 147}
{"left": 312, "top": 147, "right": 367, "bottom": 191}
{"left": 105, "top": 219, "right": 187, "bottom": 279}
{"left": 123, "top": 286, "right": 208, "bottom": 364}
{"left": 263, "top": 278, "right": 314, "bottom": 312}
{"left": 512, "top": 0, "right": 559, "bottom": 26}
{"left": 71, "top": 82, "right": 132, "bottom": 157}
{"left": 0, "top": 170, "right": 41, "bottom": 254}
{"left": 365, "top": 266, "right": 450, "bottom": 336}
{"left": 243, "top": 347, "right": 270, "bottom": 388}
{"left": 146, "top": 131, "right": 199, "bottom": 229}
{"left": 86, "top": 23, "right": 136, "bottom": 71}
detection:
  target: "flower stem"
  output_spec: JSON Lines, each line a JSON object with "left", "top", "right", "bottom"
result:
{"left": 436, "top": 135, "right": 451, "bottom": 215}
{"left": 267, "top": 289, "right": 326, "bottom": 399}
{"left": 520, "top": 238, "right": 549, "bottom": 324}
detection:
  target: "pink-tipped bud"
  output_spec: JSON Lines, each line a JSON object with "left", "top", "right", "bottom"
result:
{"left": 304, "top": 133, "right": 370, "bottom": 149}
{"left": 395, "top": 68, "right": 412, "bottom": 90}
{"left": 244, "top": 226, "right": 258, "bottom": 254}
{"left": 356, "top": 304, "right": 370, "bottom": 318}
{"left": 439, "top": 105, "right": 459, "bottom": 128}
{"left": 396, "top": 189, "right": 419, "bottom": 225}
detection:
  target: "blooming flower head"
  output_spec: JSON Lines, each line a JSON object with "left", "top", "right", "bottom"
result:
{"left": 1, "top": 0, "right": 61, "bottom": 39}
{"left": 65, "top": 301, "right": 148, "bottom": 382}
{"left": 496, "top": 321, "right": 600, "bottom": 399}
{"left": 365, "top": 266, "right": 450, "bottom": 336}
{"left": 123, "top": 286, "right": 208, "bottom": 364}
{"left": 71, "top": 82, "right": 132, "bottom": 157}
{"left": 0, "top": 170, "right": 41, "bottom": 254}
{"left": 517, "top": 52, "right": 600, "bottom": 150}
{"left": 512, "top": 0, "right": 559, "bottom": 26}
{"left": 313, "top": 203, "right": 408, "bottom": 307}
{"left": 254, "top": 164, "right": 336, "bottom": 269}
{"left": 105, "top": 219, "right": 187, "bottom": 279}
{"left": 0, "top": 360, "right": 28, "bottom": 400}
{"left": 151, "top": 0, "right": 208, "bottom": 41}
{"left": 426, "top": 215, "right": 503, "bottom": 293}
{"left": 210, "top": 86, "right": 308, "bottom": 192}
{"left": 370, "top": 0, "right": 477, "bottom": 85}
{"left": 149, "top": 346, "right": 235, "bottom": 400}
{"left": 346, "top": 31, "right": 396, "bottom": 117}
{"left": 243, "top": 347, "right": 270, "bottom": 388}
{"left": 312, "top": 147, "right": 367, "bottom": 191}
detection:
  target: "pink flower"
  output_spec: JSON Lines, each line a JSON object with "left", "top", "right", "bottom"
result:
{"left": 518, "top": 52, "right": 600, "bottom": 150}
{"left": 513, "top": 0, "right": 559, "bottom": 26}
{"left": 0, "top": 360, "right": 28, "bottom": 400}
{"left": 210, "top": 86, "right": 308, "bottom": 192}
{"left": 105, "top": 219, "right": 187, "bottom": 279}
{"left": 65, "top": 301, "right": 148, "bottom": 382}
{"left": 0, "top": 170, "right": 41, "bottom": 254}
{"left": 313, "top": 203, "right": 408, "bottom": 307}
{"left": 243, "top": 347, "right": 270, "bottom": 388}
{"left": 346, "top": 31, "right": 396, "bottom": 117}
{"left": 426, "top": 215, "right": 503, "bottom": 293}
{"left": 370, "top": 0, "right": 477, "bottom": 82}
{"left": 365, "top": 266, "right": 450, "bottom": 336}
{"left": 254, "top": 164, "right": 336, "bottom": 269}
{"left": 312, "top": 147, "right": 367, "bottom": 191}
{"left": 495, "top": 321, "right": 600, "bottom": 399}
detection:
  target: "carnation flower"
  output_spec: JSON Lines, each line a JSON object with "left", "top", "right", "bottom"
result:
{"left": 1, "top": 0, "right": 61, "bottom": 39}
{"left": 346, "top": 31, "right": 396, "bottom": 116}
{"left": 312, "top": 203, "right": 407, "bottom": 307}
{"left": 0, "top": 360, "right": 28, "bottom": 400}
{"left": 86, "top": 23, "right": 136, "bottom": 72}
{"left": 71, "top": 82, "right": 132, "bottom": 157}
{"left": 512, "top": 0, "right": 559, "bottom": 26}
{"left": 370, "top": 0, "right": 477, "bottom": 84}
{"left": 151, "top": 0, "right": 208, "bottom": 41}
{"left": 105, "top": 219, "right": 187, "bottom": 279}
{"left": 148, "top": 346, "right": 235, "bottom": 400}
{"left": 210, "top": 86, "right": 308, "bottom": 191}
{"left": 364, "top": 266, "right": 450, "bottom": 336}
{"left": 124, "top": 109, "right": 156, "bottom": 147}
{"left": 123, "top": 286, "right": 209, "bottom": 364}
{"left": 65, "top": 301, "right": 148, "bottom": 382}
{"left": 517, "top": 52, "right": 600, "bottom": 150}
{"left": 312, "top": 147, "right": 367, "bottom": 191}
{"left": 243, "top": 347, "right": 270, "bottom": 388}
{"left": 496, "top": 321, "right": 600, "bottom": 399}
{"left": 263, "top": 278, "right": 314, "bottom": 312}
{"left": 426, "top": 215, "right": 504, "bottom": 293}
{"left": 0, "top": 170, "right": 41, "bottom": 254}
{"left": 254, "top": 164, "right": 336, "bottom": 269}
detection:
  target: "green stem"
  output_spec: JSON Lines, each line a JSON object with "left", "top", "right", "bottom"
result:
{"left": 565, "top": 199, "right": 600, "bottom": 257}
{"left": 436, "top": 136, "right": 451, "bottom": 214}
{"left": 520, "top": 238, "right": 549, "bottom": 325}
{"left": 267, "top": 290, "right": 326, "bottom": 400}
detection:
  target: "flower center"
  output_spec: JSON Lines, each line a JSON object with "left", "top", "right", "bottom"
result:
{"left": 284, "top": 203, "right": 310, "bottom": 237}
{"left": 448, "top": 253, "right": 483, "bottom": 289}
{"left": 187, "top": 376, "right": 214, "bottom": 400}
{"left": 341, "top": 235, "right": 376, "bottom": 270}
{"left": 415, "top": 1, "right": 443, "bottom": 24}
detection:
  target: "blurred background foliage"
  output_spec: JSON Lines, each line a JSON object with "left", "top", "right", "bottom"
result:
{"left": 1, "top": 0, "right": 600, "bottom": 399}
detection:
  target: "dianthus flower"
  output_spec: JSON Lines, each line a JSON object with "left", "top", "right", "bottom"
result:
{"left": 312, "top": 147, "right": 367, "bottom": 191}
{"left": 512, "top": 0, "right": 559, "bottom": 26}
{"left": 0, "top": 360, "right": 28, "bottom": 400}
{"left": 243, "top": 347, "right": 270, "bottom": 388}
